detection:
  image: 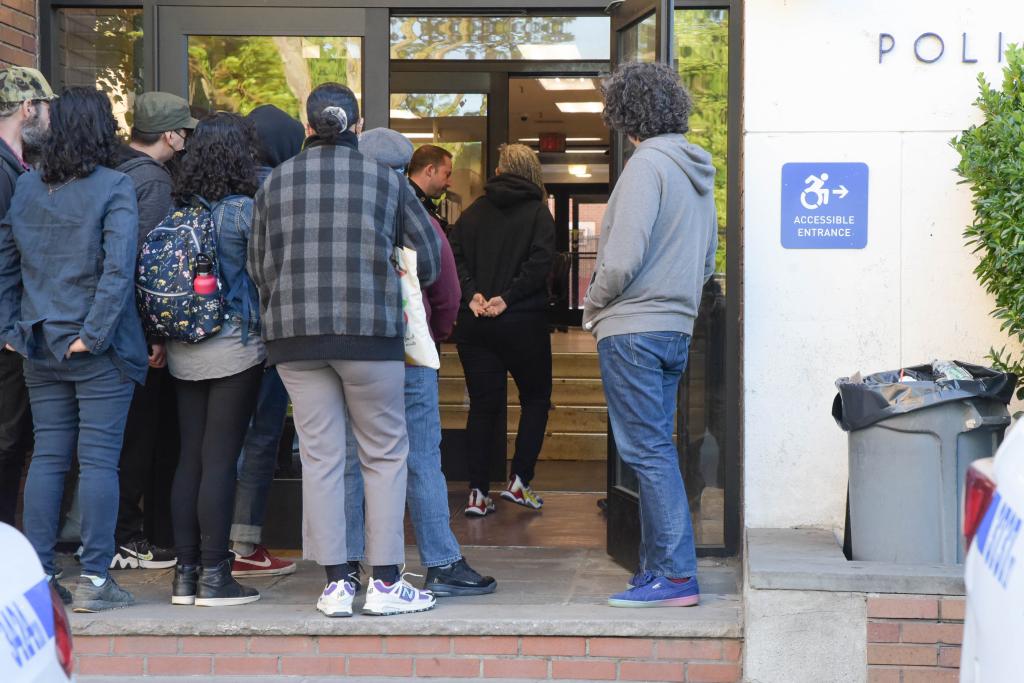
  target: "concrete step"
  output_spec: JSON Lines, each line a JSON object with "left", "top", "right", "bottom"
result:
{"left": 440, "top": 350, "right": 601, "bottom": 379}
{"left": 441, "top": 404, "right": 608, "bottom": 433}
{"left": 439, "top": 377, "right": 606, "bottom": 406}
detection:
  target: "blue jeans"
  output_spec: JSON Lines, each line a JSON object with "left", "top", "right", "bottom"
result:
{"left": 22, "top": 352, "right": 136, "bottom": 576}
{"left": 598, "top": 332, "right": 697, "bottom": 578}
{"left": 346, "top": 365, "right": 461, "bottom": 567}
{"left": 230, "top": 366, "right": 288, "bottom": 545}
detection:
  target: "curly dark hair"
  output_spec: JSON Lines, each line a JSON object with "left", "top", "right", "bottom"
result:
{"left": 172, "top": 112, "right": 259, "bottom": 204}
{"left": 601, "top": 62, "right": 692, "bottom": 141}
{"left": 40, "top": 87, "right": 120, "bottom": 184}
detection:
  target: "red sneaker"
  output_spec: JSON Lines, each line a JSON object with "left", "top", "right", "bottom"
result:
{"left": 231, "top": 545, "right": 297, "bottom": 577}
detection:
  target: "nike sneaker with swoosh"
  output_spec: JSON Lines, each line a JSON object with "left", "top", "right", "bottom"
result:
{"left": 231, "top": 544, "right": 297, "bottom": 577}
{"left": 110, "top": 539, "right": 177, "bottom": 570}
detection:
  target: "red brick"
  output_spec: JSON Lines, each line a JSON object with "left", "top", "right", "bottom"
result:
{"left": 621, "top": 661, "right": 685, "bottom": 682}
{"left": 867, "top": 644, "right": 938, "bottom": 666}
{"left": 454, "top": 636, "right": 519, "bottom": 655}
{"left": 686, "top": 662, "right": 742, "bottom": 683}
{"left": 657, "top": 639, "right": 723, "bottom": 660}
{"left": 722, "top": 640, "right": 742, "bottom": 662}
{"left": 215, "top": 656, "right": 279, "bottom": 675}
{"left": 941, "top": 597, "right": 966, "bottom": 622}
{"left": 72, "top": 636, "right": 111, "bottom": 654}
{"left": 386, "top": 636, "right": 450, "bottom": 654}
{"left": 522, "top": 636, "right": 586, "bottom": 657}
{"left": 147, "top": 656, "right": 211, "bottom": 676}
{"left": 415, "top": 657, "right": 481, "bottom": 677}
{"left": 348, "top": 656, "right": 414, "bottom": 677}
{"left": 552, "top": 659, "right": 617, "bottom": 680}
{"left": 867, "top": 668, "right": 901, "bottom": 683}
{"left": 938, "top": 645, "right": 962, "bottom": 668}
{"left": 112, "top": 635, "right": 178, "bottom": 654}
{"left": 868, "top": 621, "right": 900, "bottom": 642}
{"left": 0, "top": 43, "right": 30, "bottom": 67}
{"left": 589, "top": 637, "right": 655, "bottom": 658}
{"left": 901, "top": 622, "right": 963, "bottom": 645}
{"left": 483, "top": 657, "right": 549, "bottom": 679}
{"left": 903, "top": 668, "right": 958, "bottom": 683}
{"left": 249, "top": 635, "right": 314, "bottom": 654}
{"left": 867, "top": 596, "right": 939, "bottom": 620}
{"left": 76, "top": 656, "right": 144, "bottom": 676}
{"left": 181, "top": 636, "right": 247, "bottom": 654}
{"left": 318, "top": 636, "right": 383, "bottom": 654}
{"left": 281, "top": 655, "right": 345, "bottom": 676}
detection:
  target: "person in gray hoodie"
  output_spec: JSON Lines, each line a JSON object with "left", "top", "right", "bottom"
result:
{"left": 583, "top": 62, "right": 718, "bottom": 608}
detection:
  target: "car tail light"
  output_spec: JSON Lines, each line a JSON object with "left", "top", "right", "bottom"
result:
{"left": 964, "top": 461, "right": 997, "bottom": 550}
{"left": 49, "top": 582, "right": 73, "bottom": 678}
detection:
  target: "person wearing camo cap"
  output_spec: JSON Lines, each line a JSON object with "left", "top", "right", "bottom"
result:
{"left": 0, "top": 66, "right": 54, "bottom": 536}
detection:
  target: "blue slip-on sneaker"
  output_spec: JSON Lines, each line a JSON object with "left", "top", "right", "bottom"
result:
{"left": 608, "top": 571, "right": 700, "bottom": 608}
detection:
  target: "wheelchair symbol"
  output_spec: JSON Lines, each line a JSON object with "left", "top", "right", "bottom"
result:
{"left": 800, "top": 173, "right": 849, "bottom": 211}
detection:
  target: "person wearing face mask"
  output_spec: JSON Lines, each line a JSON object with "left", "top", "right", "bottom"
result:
{"left": 108, "top": 92, "right": 197, "bottom": 572}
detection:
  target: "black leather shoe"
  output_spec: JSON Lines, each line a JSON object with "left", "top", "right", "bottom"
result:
{"left": 424, "top": 558, "right": 497, "bottom": 597}
{"left": 171, "top": 564, "right": 198, "bottom": 605}
{"left": 195, "top": 559, "right": 260, "bottom": 607}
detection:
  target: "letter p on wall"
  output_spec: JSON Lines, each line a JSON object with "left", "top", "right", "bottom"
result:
{"left": 879, "top": 33, "right": 895, "bottom": 63}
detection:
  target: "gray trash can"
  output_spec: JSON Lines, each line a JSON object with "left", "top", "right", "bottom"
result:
{"left": 847, "top": 398, "right": 1009, "bottom": 563}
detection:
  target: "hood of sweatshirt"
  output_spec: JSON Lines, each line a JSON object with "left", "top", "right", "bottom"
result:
{"left": 639, "top": 134, "right": 715, "bottom": 196}
{"left": 484, "top": 172, "right": 543, "bottom": 208}
{"left": 112, "top": 144, "right": 169, "bottom": 180}
{"left": 247, "top": 104, "right": 305, "bottom": 168}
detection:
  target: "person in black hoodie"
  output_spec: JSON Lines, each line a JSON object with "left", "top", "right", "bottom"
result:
{"left": 109, "top": 92, "right": 197, "bottom": 571}
{"left": 448, "top": 143, "right": 555, "bottom": 516}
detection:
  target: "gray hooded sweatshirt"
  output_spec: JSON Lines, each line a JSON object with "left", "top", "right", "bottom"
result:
{"left": 582, "top": 134, "right": 718, "bottom": 340}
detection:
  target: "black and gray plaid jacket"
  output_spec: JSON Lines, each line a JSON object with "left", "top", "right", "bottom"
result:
{"left": 248, "top": 141, "right": 441, "bottom": 364}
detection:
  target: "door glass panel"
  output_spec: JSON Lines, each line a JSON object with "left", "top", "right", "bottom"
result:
{"left": 57, "top": 8, "right": 144, "bottom": 131}
{"left": 391, "top": 16, "right": 609, "bottom": 60}
{"left": 187, "top": 36, "right": 362, "bottom": 121}
{"left": 571, "top": 199, "right": 606, "bottom": 310}
{"left": 390, "top": 92, "right": 487, "bottom": 221}
{"left": 619, "top": 13, "right": 657, "bottom": 63}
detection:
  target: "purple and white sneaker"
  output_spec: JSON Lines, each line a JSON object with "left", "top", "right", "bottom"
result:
{"left": 316, "top": 580, "right": 355, "bottom": 617}
{"left": 608, "top": 571, "right": 700, "bottom": 608}
{"left": 363, "top": 575, "right": 436, "bottom": 616}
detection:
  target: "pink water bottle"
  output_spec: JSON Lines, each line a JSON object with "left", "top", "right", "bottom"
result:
{"left": 193, "top": 254, "right": 218, "bottom": 295}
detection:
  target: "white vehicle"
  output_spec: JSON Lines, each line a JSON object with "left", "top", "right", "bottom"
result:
{"left": 961, "top": 420, "right": 1024, "bottom": 683}
{"left": 0, "top": 523, "right": 74, "bottom": 682}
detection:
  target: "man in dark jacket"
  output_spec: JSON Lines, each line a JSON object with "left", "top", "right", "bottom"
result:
{"left": 109, "top": 92, "right": 197, "bottom": 570}
{"left": 0, "top": 66, "right": 54, "bottom": 527}
{"left": 408, "top": 145, "right": 453, "bottom": 232}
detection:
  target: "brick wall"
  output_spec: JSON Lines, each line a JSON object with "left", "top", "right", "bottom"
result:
{"left": 0, "top": 0, "right": 36, "bottom": 68}
{"left": 866, "top": 594, "right": 965, "bottom": 683}
{"left": 73, "top": 635, "right": 743, "bottom": 682}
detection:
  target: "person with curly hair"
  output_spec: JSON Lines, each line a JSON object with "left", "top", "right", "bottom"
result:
{"left": 583, "top": 61, "right": 718, "bottom": 608}
{"left": 0, "top": 86, "right": 147, "bottom": 611}
{"left": 164, "top": 112, "right": 264, "bottom": 607}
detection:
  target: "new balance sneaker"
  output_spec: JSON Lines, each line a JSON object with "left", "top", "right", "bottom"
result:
{"left": 424, "top": 558, "right": 497, "bottom": 597}
{"left": 110, "top": 539, "right": 177, "bottom": 570}
{"left": 72, "top": 575, "right": 135, "bottom": 613}
{"left": 231, "top": 544, "right": 297, "bottom": 577}
{"left": 500, "top": 474, "right": 543, "bottom": 510}
{"left": 316, "top": 581, "right": 355, "bottom": 618}
{"left": 464, "top": 488, "right": 495, "bottom": 517}
{"left": 363, "top": 575, "right": 436, "bottom": 616}
{"left": 608, "top": 572, "right": 700, "bottom": 608}
{"left": 171, "top": 564, "right": 198, "bottom": 606}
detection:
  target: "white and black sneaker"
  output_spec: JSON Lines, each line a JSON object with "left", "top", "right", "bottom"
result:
{"left": 110, "top": 539, "right": 177, "bottom": 570}
{"left": 316, "top": 580, "right": 355, "bottom": 618}
{"left": 363, "top": 574, "right": 436, "bottom": 616}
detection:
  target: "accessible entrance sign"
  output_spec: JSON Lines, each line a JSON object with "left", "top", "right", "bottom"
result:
{"left": 781, "top": 162, "right": 869, "bottom": 249}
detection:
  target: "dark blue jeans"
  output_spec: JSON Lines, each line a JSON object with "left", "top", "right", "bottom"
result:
{"left": 598, "top": 331, "right": 697, "bottom": 579}
{"left": 22, "top": 352, "right": 136, "bottom": 576}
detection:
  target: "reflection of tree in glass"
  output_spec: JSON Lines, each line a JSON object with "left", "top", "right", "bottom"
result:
{"left": 391, "top": 17, "right": 577, "bottom": 60}
{"left": 390, "top": 93, "right": 487, "bottom": 119}
{"left": 676, "top": 10, "right": 729, "bottom": 275}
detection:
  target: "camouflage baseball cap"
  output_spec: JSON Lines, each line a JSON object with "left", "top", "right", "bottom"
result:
{"left": 0, "top": 67, "right": 55, "bottom": 104}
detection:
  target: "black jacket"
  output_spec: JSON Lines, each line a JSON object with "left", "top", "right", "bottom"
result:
{"left": 448, "top": 173, "right": 555, "bottom": 316}
{"left": 0, "top": 138, "right": 26, "bottom": 220}
{"left": 411, "top": 179, "right": 448, "bottom": 232}
{"left": 112, "top": 145, "right": 173, "bottom": 247}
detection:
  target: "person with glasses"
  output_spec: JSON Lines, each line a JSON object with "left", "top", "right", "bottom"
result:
{"left": 109, "top": 92, "right": 198, "bottom": 573}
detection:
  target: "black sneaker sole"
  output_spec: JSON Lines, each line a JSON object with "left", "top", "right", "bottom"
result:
{"left": 428, "top": 582, "right": 497, "bottom": 598}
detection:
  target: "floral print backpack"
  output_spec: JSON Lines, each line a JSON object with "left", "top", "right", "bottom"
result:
{"left": 136, "top": 197, "right": 224, "bottom": 343}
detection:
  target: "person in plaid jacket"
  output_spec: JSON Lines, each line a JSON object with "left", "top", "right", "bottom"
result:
{"left": 247, "top": 83, "right": 441, "bottom": 617}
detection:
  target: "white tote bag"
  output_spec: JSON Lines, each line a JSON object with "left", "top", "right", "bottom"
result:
{"left": 394, "top": 242, "right": 440, "bottom": 369}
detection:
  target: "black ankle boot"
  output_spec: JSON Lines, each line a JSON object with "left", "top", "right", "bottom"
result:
{"left": 171, "top": 564, "right": 198, "bottom": 605}
{"left": 195, "top": 558, "right": 260, "bottom": 607}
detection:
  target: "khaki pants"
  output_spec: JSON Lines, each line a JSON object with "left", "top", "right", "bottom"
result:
{"left": 277, "top": 359, "right": 408, "bottom": 566}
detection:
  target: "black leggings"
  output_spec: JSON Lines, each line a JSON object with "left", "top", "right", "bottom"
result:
{"left": 171, "top": 364, "right": 262, "bottom": 567}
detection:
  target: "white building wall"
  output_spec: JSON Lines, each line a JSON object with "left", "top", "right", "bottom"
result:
{"left": 743, "top": 0, "right": 1023, "bottom": 529}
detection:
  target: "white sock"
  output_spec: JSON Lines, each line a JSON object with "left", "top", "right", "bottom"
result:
{"left": 81, "top": 574, "right": 106, "bottom": 587}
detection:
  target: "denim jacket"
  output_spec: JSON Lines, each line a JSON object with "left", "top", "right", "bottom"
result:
{"left": 0, "top": 168, "right": 148, "bottom": 383}
{"left": 209, "top": 194, "right": 259, "bottom": 339}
